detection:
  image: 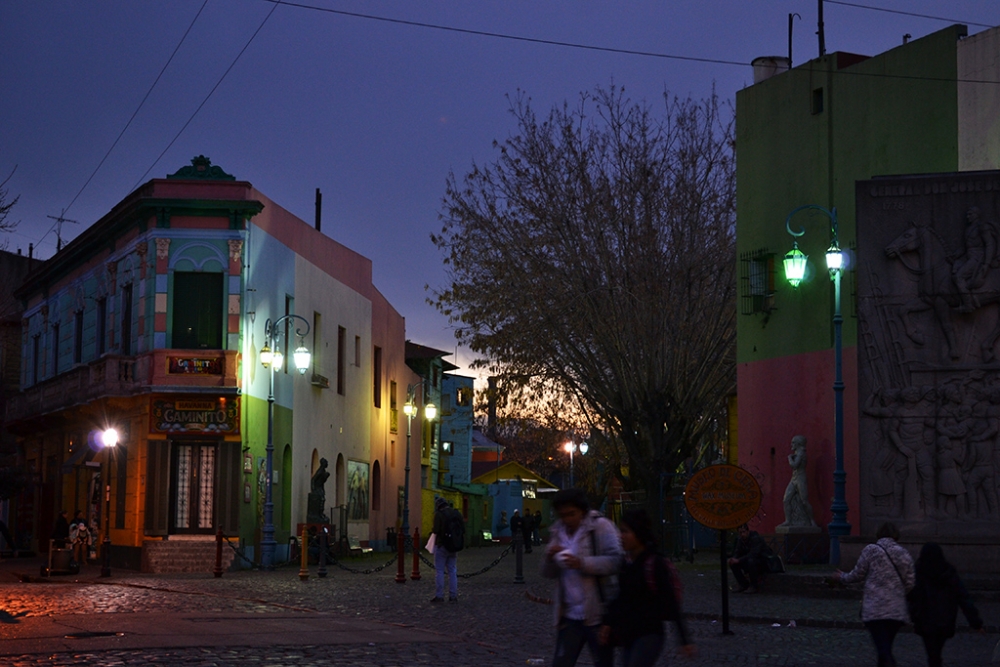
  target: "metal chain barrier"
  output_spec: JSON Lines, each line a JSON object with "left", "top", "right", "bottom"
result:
{"left": 221, "top": 535, "right": 262, "bottom": 570}
{"left": 459, "top": 543, "right": 513, "bottom": 578}
{"left": 325, "top": 549, "right": 398, "bottom": 574}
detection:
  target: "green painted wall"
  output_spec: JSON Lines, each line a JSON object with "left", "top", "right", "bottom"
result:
{"left": 736, "top": 26, "right": 964, "bottom": 364}
{"left": 241, "top": 394, "right": 293, "bottom": 546}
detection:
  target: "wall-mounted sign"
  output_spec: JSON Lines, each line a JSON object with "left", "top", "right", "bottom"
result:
{"left": 684, "top": 464, "right": 762, "bottom": 531}
{"left": 168, "top": 357, "right": 223, "bottom": 375}
{"left": 150, "top": 397, "right": 240, "bottom": 435}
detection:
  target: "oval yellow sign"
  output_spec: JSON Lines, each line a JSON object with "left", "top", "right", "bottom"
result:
{"left": 683, "top": 464, "right": 762, "bottom": 530}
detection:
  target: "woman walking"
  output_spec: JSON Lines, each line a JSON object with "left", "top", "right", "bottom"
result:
{"left": 601, "top": 509, "right": 696, "bottom": 666}
{"left": 909, "top": 542, "right": 983, "bottom": 667}
{"left": 832, "top": 522, "right": 914, "bottom": 667}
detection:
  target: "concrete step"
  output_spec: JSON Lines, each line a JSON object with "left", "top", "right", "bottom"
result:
{"left": 141, "top": 539, "right": 235, "bottom": 574}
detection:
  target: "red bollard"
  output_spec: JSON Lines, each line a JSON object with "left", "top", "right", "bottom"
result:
{"left": 214, "top": 527, "right": 224, "bottom": 578}
{"left": 411, "top": 527, "right": 421, "bottom": 580}
{"left": 395, "top": 529, "right": 406, "bottom": 583}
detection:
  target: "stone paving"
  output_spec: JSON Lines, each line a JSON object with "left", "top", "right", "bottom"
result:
{"left": 0, "top": 546, "right": 995, "bottom": 666}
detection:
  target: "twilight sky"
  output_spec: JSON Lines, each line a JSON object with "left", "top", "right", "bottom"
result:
{"left": 2, "top": 1, "right": 996, "bottom": 370}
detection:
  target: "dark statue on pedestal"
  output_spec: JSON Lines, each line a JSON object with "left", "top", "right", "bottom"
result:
{"left": 307, "top": 458, "right": 330, "bottom": 524}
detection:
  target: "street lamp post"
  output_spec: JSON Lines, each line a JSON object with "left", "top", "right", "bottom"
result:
{"left": 259, "top": 314, "right": 311, "bottom": 571}
{"left": 401, "top": 384, "right": 436, "bottom": 550}
{"left": 563, "top": 441, "right": 588, "bottom": 487}
{"left": 783, "top": 204, "right": 850, "bottom": 565}
{"left": 100, "top": 427, "right": 118, "bottom": 578}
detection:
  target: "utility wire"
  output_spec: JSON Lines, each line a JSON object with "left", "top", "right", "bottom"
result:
{"left": 132, "top": 1, "right": 279, "bottom": 189}
{"left": 262, "top": 0, "right": 749, "bottom": 67}
{"left": 264, "top": 0, "right": 999, "bottom": 84}
{"left": 824, "top": 0, "right": 994, "bottom": 29}
{"left": 61, "top": 1, "right": 209, "bottom": 220}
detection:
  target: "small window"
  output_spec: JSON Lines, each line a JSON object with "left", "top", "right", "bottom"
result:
{"left": 32, "top": 334, "right": 40, "bottom": 384}
{"left": 97, "top": 298, "right": 107, "bottom": 355}
{"left": 172, "top": 273, "right": 223, "bottom": 349}
{"left": 373, "top": 346, "right": 382, "bottom": 408}
{"left": 739, "top": 249, "right": 775, "bottom": 315}
{"left": 312, "top": 312, "right": 322, "bottom": 371}
{"left": 457, "top": 386, "right": 472, "bottom": 407}
{"left": 51, "top": 323, "right": 60, "bottom": 375}
{"left": 121, "top": 283, "right": 133, "bottom": 355}
{"left": 337, "top": 326, "right": 346, "bottom": 395}
{"left": 355, "top": 335, "right": 361, "bottom": 367}
{"left": 811, "top": 87, "right": 824, "bottom": 114}
{"left": 74, "top": 310, "right": 83, "bottom": 364}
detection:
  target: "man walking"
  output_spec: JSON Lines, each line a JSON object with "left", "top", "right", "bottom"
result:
{"left": 430, "top": 497, "right": 462, "bottom": 602}
{"left": 541, "top": 488, "right": 622, "bottom": 667}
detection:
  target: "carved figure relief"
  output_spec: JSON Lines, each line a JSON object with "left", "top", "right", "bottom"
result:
{"left": 857, "top": 173, "right": 1000, "bottom": 536}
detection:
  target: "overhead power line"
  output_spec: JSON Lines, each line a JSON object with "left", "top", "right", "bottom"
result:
{"left": 824, "top": 1, "right": 994, "bottom": 29}
{"left": 262, "top": 0, "right": 749, "bottom": 67}
{"left": 263, "top": 0, "right": 999, "bottom": 85}
{"left": 34, "top": 0, "right": 209, "bottom": 256}
{"left": 132, "top": 1, "right": 279, "bottom": 189}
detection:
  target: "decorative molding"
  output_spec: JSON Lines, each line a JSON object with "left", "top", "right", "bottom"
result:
{"left": 228, "top": 239, "right": 243, "bottom": 264}
{"left": 167, "top": 155, "right": 236, "bottom": 181}
{"left": 155, "top": 238, "right": 171, "bottom": 260}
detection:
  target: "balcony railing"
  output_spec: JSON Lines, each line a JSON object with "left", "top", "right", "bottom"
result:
{"left": 5, "top": 349, "right": 238, "bottom": 422}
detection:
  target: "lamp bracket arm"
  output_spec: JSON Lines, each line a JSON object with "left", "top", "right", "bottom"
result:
{"left": 785, "top": 204, "right": 839, "bottom": 243}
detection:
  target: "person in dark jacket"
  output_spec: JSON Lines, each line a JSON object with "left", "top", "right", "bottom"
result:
{"left": 727, "top": 523, "right": 767, "bottom": 593}
{"left": 909, "top": 542, "right": 983, "bottom": 667}
{"left": 521, "top": 508, "right": 534, "bottom": 553}
{"left": 52, "top": 510, "right": 70, "bottom": 549}
{"left": 510, "top": 509, "right": 523, "bottom": 544}
{"left": 601, "top": 509, "right": 695, "bottom": 667}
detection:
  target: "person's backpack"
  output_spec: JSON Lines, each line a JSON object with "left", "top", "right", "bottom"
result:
{"left": 442, "top": 508, "right": 465, "bottom": 552}
{"left": 644, "top": 554, "right": 683, "bottom": 621}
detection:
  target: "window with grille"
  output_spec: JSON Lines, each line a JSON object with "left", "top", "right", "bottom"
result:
{"left": 739, "top": 249, "right": 775, "bottom": 315}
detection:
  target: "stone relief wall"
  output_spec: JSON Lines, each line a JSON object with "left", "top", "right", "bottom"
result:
{"left": 856, "top": 172, "right": 1000, "bottom": 537}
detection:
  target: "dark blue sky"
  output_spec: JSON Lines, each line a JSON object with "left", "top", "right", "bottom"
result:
{"left": 2, "top": 1, "right": 995, "bottom": 371}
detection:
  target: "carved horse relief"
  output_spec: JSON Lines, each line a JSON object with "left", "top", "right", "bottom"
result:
{"left": 885, "top": 222, "right": 1000, "bottom": 362}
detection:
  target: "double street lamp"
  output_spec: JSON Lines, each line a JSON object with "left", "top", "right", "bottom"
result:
{"left": 401, "top": 384, "right": 436, "bottom": 548}
{"left": 259, "top": 314, "right": 311, "bottom": 570}
{"left": 100, "top": 427, "right": 118, "bottom": 577}
{"left": 564, "top": 441, "right": 588, "bottom": 487}
{"left": 783, "top": 204, "right": 850, "bottom": 565}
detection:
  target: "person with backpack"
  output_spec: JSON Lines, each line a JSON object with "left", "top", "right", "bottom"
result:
{"left": 601, "top": 509, "right": 696, "bottom": 667}
{"left": 430, "top": 496, "right": 463, "bottom": 602}
{"left": 541, "top": 488, "right": 623, "bottom": 667}
{"left": 908, "top": 542, "right": 984, "bottom": 667}
{"left": 832, "top": 521, "right": 914, "bottom": 667}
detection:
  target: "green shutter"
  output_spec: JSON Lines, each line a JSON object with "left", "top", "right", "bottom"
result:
{"left": 215, "top": 441, "right": 241, "bottom": 535}
{"left": 145, "top": 441, "right": 170, "bottom": 536}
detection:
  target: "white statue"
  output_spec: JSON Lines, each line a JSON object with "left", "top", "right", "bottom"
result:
{"left": 778, "top": 435, "right": 817, "bottom": 529}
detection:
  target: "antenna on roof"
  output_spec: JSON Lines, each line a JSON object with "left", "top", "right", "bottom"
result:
{"left": 46, "top": 209, "right": 80, "bottom": 251}
{"left": 817, "top": 0, "right": 826, "bottom": 57}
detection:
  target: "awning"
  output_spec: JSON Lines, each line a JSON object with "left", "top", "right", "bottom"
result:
{"left": 60, "top": 446, "right": 95, "bottom": 474}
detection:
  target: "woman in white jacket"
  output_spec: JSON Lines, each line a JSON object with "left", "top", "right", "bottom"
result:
{"left": 832, "top": 522, "right": 915, "bottom": 667}
{"left": 541, "top": 488, "right": 623, "bottom": 667}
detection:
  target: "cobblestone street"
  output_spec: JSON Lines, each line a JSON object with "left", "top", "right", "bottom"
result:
{"left": 0, "top": 546, "right": 995, "bottom": 666}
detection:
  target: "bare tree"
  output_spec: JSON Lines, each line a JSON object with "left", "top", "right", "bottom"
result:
{"left": 0, "top": 166, "right": 19, "bottom": 244}
{"left": 432, "top": 86, "right": 736, "bottom": 504}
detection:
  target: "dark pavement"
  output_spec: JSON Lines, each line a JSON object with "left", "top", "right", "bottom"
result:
{"left": 0, "top": 545, "right": 995, "bottom": 666}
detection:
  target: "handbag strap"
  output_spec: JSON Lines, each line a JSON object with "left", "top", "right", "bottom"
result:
{"left": 876, "top": 543, "right": 906, "bottom": 588}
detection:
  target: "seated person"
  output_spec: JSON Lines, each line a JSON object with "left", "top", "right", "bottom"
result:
{"left": 69, "top": 511, "right": 90, "bottom": 564}
{"left": 727, "top": 523, "right": 768, "bottom": 593}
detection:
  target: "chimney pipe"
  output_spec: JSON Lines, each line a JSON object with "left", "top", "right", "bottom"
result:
{"left": 315, "top": 188, "right": 322, "bottom": 232}
{"left": 28, "top": 243, "right": 33, "bottom": 260}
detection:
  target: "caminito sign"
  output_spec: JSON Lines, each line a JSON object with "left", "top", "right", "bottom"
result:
{"left": 684, "top": 464, "right": 762, "bottom": 530}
